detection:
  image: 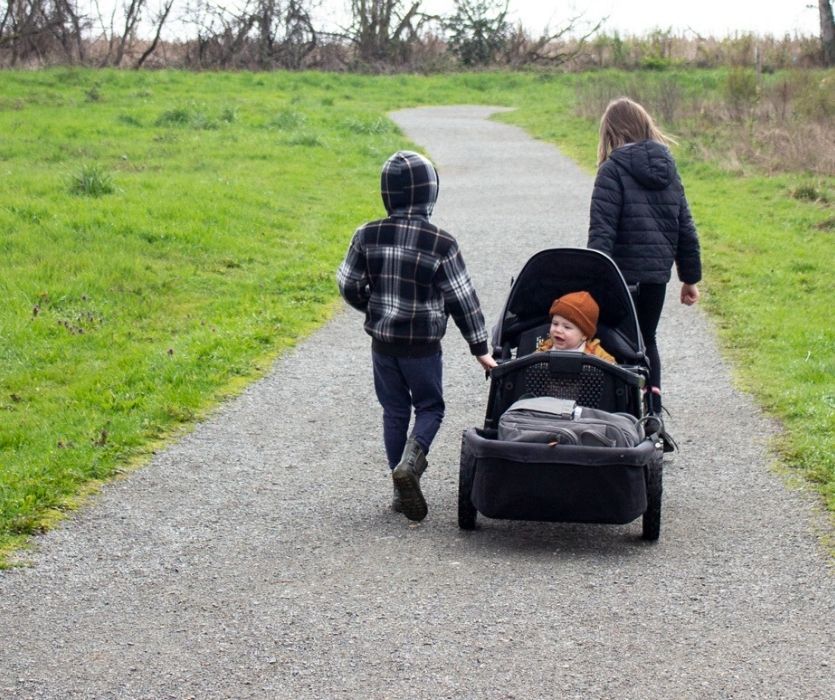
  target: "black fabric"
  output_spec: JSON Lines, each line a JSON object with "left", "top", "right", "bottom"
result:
{"left": 463, "top": 428, "right": 650, "bottom": 524}
{"left": 632, "top": 282, "right": 666, "bottom": 389}
{"left": 372, "top": 338, "right": 441, "bottom": 358}
{"left": 380, "top": 149, "right": 439, "bottom": 218}
{"left": 492, "top": 248, "right": 644, "bottom": 361}
{"left": 588, "top": 140, "right": 701, "bottom": 285}
{"left": 516, "top": 323, "right": 552, "bottom": 357}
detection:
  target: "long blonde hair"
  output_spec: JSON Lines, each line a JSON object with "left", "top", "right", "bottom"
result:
{"left": 597, "top": 97, "right": 675, "bottom": 165}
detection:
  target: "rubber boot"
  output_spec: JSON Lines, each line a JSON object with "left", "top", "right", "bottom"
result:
{"left": 391, "top": 481, "right": 402, "bottom": 513}
{"left": 391, "top": 437, "right": 428, "bottom": 522}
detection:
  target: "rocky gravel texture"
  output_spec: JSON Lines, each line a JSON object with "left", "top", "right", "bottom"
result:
{"left": 1, "top": 106, "right": 832, "bottom": 699}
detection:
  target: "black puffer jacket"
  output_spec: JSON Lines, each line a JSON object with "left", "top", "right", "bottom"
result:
{"left": 588, "top": 140, "right": 701, "bottom": 285}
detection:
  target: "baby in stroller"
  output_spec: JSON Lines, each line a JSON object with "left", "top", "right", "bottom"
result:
{"left": 535, "top": 291, "right": 615, "bottom": 364}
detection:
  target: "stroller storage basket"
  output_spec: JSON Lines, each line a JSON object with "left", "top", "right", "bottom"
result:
{"left": 461, "top": 428, "right": 654, "bottom": 524}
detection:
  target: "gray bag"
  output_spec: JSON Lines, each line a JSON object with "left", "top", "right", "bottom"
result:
{"left": 497, "top": 397, "right": 644, "bottom": 448}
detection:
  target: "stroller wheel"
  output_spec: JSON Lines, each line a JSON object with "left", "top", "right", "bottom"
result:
{"left": 458, "top": 440, "right": 478, "bottom": 530}
{"left": 642, "top": 453, "right": 663, "bottom": 541}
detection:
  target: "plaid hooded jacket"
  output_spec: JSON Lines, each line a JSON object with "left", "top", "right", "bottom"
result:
{"left": 337, "top": 151, "right": 488, "bottom": 358}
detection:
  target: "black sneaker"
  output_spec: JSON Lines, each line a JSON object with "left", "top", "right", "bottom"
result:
{"left": 660, "top": 429, "right": 678, "bottom": 454}
{"left": 643, "top": 413, "right": 677, "bottom": 454}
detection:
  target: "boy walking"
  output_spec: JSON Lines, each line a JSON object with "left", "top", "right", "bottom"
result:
{"left": 337, "top": 150, "right": 495, "bottom": 522}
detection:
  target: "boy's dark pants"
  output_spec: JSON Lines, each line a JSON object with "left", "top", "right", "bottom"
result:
{"left": 372, "top": 351, "right": 445, "bottom": 468}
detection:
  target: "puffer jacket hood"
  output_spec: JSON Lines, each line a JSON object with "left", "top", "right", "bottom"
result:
{"left": 588, "top": 136, "right": 702, "bottom": 286}
{"left": 381, "top": 150, "right": 439, "bottom": 218}
{"left": 609, "top": 140, "right": 674, "bottom": 191}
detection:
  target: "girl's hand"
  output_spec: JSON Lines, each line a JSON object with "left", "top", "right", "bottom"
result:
{"left": 681, "top": 283, "right": 700, "bottom": 306}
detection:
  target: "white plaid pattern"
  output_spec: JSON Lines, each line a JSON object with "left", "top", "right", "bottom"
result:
{"left": 337, "top": 152, "right": 487, "bottom": 355}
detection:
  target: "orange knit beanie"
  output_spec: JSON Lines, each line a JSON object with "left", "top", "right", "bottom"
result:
{"left": 548, "top": 291, "right": 599, "bottom": 339}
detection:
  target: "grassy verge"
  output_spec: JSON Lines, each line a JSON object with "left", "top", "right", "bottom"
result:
{"left": 1, "top": 68, "right": 832, "bottom": 565}
{"left": 0, "top": 69, "right": 399, "bottom": 562}
{"left": 688, "top": 168, "right": 833, "bottom": 500}
{"left": 0, "top": 69, "right": 547, "bottom": 563}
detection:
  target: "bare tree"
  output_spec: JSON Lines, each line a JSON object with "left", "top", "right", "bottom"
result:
{"left": 1, "top": 1, "right": 41, "bottom": 65}
{"left": 44, "top": 0, "right": 89, "bottom": 63}
{"left": 504, "top": 15, "right": 603, "bottom": 68}
{"left": 821, "top": 0, "right": 835, "bottom": 66}
{"left": 134, "top": 0, "right": 174, "bottom": 67}
{"left": 251, "top": 0, "right": 316, "bottom": 68}
{"left": 0, "top": 0, "right": 86, "bottom": 65}
{"left": 63, "top": 0, "right": 89, "bottom": 63}
{"left": 90, "top": 0, "right": 143, "bottom": 66}
{"left": 179, "top": 0, "right": 317, "bottom": 69}
{"left": 348, "top": 0, "right": 429, "bottom": 67}
{"left": 189, "top": 0, "right": 256, "bottom": 68}
{"left": 112, "top": 0, "right": 144, "bottom": 66}
{"left": 444, "top": 1, "right": 602, "bottom": 68}
{"left": 274, "top": 0, "right": 317, "bottom": 69}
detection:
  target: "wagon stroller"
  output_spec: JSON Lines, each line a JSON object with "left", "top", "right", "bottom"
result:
{"left": 458, "top": 247, "right": 665, "bottom": 540}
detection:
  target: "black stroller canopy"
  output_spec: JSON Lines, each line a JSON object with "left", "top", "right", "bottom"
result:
{"left": 492, "top": 247, "right": 644, "bottom": 358}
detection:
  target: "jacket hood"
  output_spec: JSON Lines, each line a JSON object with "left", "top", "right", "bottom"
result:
{"left": 381, "top": 150, "right": 439, "bottom": 218}
{"left": 609, "top": 140, "right": 674, "bottom": 190}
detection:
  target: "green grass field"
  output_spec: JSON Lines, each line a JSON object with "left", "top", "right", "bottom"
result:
{"left": 1, "top": 68, "right": 832, "bottom": 564}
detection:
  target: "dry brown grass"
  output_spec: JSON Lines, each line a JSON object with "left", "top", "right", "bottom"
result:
{"left": 573, "top": 69, "right": 835, "bottom": 177}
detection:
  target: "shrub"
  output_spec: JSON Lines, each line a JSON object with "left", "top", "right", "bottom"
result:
{"left": 155, "top": 108, "right": 191, "bottom": 126}
{"left": 85, "top": 85, "right": 102, "bottom": 102}
{"left": 792, "top": 183, "right": 830, "bottom": 204}
{"left": 118, "top": 114, "right": 142, "bottom": 127}
{"left": 286, "top": 133, "right": 322, "bottom": 147}
{"left": 270, "top": 110, "right": 306, "bottom": 130}
{"left": 794, "top": 75, "right": 835, "bottom": 121}
{"left": 155, "top": 106, "right": 221, "bottom": 130}
{"left": 341, "top": 117, "right": 397, "bottom": 135}
{"left": 69, "top": 165, "right": 115, "bottom": 197}
{"left": 724, "top": 68, "right": 759, "bottom": 117}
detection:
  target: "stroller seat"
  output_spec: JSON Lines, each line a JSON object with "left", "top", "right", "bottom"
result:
{"left": 517, "top": 321, "right": 644, "bottom": 365}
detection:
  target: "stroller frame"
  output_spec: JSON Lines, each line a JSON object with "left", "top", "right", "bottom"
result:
{"left": 458, "top": 248, "right": 664, "bottom": 540}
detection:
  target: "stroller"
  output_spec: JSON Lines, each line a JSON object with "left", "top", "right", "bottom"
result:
{"left": 458, "top": 247, "right": 665, "bottom": 540}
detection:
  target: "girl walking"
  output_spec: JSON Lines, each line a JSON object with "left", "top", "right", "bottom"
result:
{"left": 588, "top": 97, "right": 702, "bottom": 417}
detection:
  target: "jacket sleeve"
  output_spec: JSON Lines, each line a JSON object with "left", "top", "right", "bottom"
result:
{"left": 674, "top": 189, "right": 702, "bottom": 284}
{"left": 336, "top": 230, "right": 371, "bottom": 312}
{"left": 587, "top": 161, "right": 622, "bottom": 255}
{"left": 436, "top": 243, "right": 488, "bottom": 356}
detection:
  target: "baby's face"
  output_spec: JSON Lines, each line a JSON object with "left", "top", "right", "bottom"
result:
{"left": 549, "top": 314, "right": 586, "bottom": 350}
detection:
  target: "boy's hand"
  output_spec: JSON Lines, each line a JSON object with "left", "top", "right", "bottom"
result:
{"left": 681, "top": 283, "right": 700, "bottom": 306}
{"left": 476, "top": 354, "right": 497, "bottom": 371}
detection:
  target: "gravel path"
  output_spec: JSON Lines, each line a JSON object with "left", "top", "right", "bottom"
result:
{"left": 1, "top": 106, "right": 833, "bottom": 700}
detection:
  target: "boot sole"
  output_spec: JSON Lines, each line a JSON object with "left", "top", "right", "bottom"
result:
{"left": 391, "top": 468, "right": 428, "bottom": 522}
